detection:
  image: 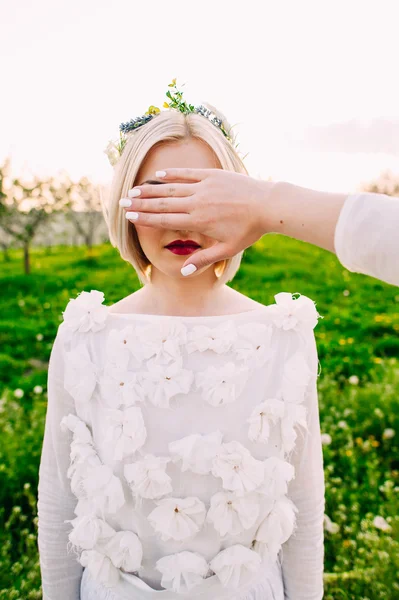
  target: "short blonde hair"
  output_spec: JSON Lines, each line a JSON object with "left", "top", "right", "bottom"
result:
{"left": 102, "top": 103, "right": 249, "bottom": 287}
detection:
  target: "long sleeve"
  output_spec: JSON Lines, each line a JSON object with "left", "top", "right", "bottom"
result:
{"left": 334, "top": 191, "right": 399, "bottom": 287}
{"left": 280, "top": 329, "right": 325, "bottom": 599}
{"left": 37, "top": 324, "right": 83, "bottom": 600}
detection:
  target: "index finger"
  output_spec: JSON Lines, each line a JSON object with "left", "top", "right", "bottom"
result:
{"left": 154, "top": 167, "right": 215, "bottom": 181}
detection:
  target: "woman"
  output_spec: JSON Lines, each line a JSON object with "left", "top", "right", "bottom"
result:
{"left": 37, "top": 83, "right": 324, "bottom": 599}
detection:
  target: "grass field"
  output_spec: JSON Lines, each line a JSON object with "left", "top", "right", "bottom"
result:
{"left": 0, "top": 234, "right": 398, "bottom": 599}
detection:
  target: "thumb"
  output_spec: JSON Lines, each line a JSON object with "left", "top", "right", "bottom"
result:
{"left": 180, "top": 243, "right": 230, "bottom": 277}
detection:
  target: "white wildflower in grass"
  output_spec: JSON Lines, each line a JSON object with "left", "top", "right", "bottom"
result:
{"left": 14, "top": 388, "right": 24, "bottom": 399}
{"left": 36, "top": 333, "right": 43, "bottom": 341}
{"left": 374, "top": 408, "right": 384, "bottom": 418}
{"left": 348, "top": 375, "right": 359, "bottom": 385}
{"left": 373, "top": 516, "right": 392, "bottom": 532}
{"left": 321, "top": 433, "right": 332, "bottom": 445}
{"left": 18, "top": 299, "right": 25, "bottom": 307}
{"left": 343, "top": 290, "right": 350, "bottom": 296}
{"left": 382, "top": 428, "right": 395, "bottom": 440}
{"left": 337, "top": 420, "right": 348, "bottom": 429}
{"left": 33, "top": 385, "right": 43, "bottom": 394}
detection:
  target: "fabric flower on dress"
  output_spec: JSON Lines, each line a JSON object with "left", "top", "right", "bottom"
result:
{"left": 233, "top": 322, "right": 274, "bottom": 369}
{"left": 195, "top": 363, "right": 250, "bottom": 407}
{"left": 209, "top": 544, "right": 262, "bottom": 588}
{"left": 206, "top": 491, "right": 260, "bottom": 536}
{"left": 211, "top": 441, "right": 265, "bottom": 495}
{"left": 60, "top": 413, "right": 93, "bottom": 444}
{"left": 280, "top": 403, "right": 308, "bottom": 455}
{"left": 253, "top": 495, "right": 298, "bottom": 561}
{"left": 140, "top": 357, "right": 193, "bottom": 409}
{"left": 186, "top": 321, "right": 237, "bottom": 354}
{"left": 102, "top": 530, "right": 143, "bottom": 573}
{"left": 137, "top": 320, "right": 188, "bottom": 364}
{"left": 256, "top": 456, "right": 295, "bottom": 497}
{"left": 247, "top": 398, "right": 285, "bottom": 444}
{"left": 124, "top": 454, "right": 172, "bottom": 500}
{"left": 281, "top": 350, "right": 312, "bottom": 405}
{"left": 268, "top": 292, "right": 320, "bottom": 332}
{"left": 75, "top": 464, "right": 125, "bottom": 517}
{"left": 168, "top": 430, "right": 223, "bottom": 475}
{"left": 156, "top": 551, "right": 210, "bottom": 593}
{"left": 99, "top": 362, "right": 145, "bottom": 409}
{"left": 104, "top": 406, "right": 147, "bottom": 461}
{"left": 148, "top": 496, "right": 206, "bottom": 542}
{"left": 66, "top": 514, "right": 116, "bottom": 551}
{"left": 105, "top": 325, "right": 143, "bottom": 370}
{"left": 79, "top": 549, "right": 120, "bottom": 587}
{"left": 62, "top": 290, "right": 109, "bottom": 334}
{"left": 64, "top": 341, "right": 99, "bottom": 405}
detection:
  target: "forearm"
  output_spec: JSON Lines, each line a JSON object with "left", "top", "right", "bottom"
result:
{"left": 264, "top": 180, "right": 348, "bottom": 253}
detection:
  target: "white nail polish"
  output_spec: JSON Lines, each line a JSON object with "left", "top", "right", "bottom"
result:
{"left": 181, "top": 264, "right": 197, "bottom": 276}
{"left": 119, "top": 198, "right": 132, "bottom": 207}
{"left": 128, "top": 188, "right": 141, "bottom": 198}
{"left": 155, "top": 170, "right": 167, "bottom": 178}
{"left": 126, "top": 212, "right": 139, "bottom": 220}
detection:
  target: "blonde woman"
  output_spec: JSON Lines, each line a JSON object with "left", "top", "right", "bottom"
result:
{"left": 37, "top": 83, "right": 325, "bottom": 600}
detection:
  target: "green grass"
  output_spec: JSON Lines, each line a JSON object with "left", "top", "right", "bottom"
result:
{"left": 0, "top": 236, "right": 398, "bottom": 599}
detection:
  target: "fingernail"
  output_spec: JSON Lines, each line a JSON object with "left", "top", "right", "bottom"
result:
{"left": 156, "top": 170, "right": 167, "bottom": 178}
{"left": 119, "top": 198, "right": 132, "bottom": 207}
{"left": 126, "top": 212, "right": 139, "bottom": 220}
{"left": 181, "top": 264, "right": 197, "bottom": 276}
{"left": 128, "top": 188, "right": 141, "bottom": 198}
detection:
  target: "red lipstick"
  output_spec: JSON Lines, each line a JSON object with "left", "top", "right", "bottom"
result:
{"left": 165, "top": 239, "right": 201, "bottom": 256}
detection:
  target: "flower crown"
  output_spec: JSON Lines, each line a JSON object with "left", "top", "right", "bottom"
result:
{"left": 104, "top": 78, "right": 240, "bottom": 166}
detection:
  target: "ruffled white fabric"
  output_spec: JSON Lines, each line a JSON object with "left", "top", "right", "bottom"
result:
{"left": 148, "top": 496, "right": 206, "bottom": 542}
{"left": 211, "top": 440, "right": 265, "bottom": 495}
{"left": 233, "top": 322, "right": 274, "bottom": 369}
{"left": 140, "top": 356, "right": 194, "bottom": 408}
{"left": 195, "top": 363, "right": 250, "bottom": 407}
{"left": 206, "top": 491, "right": 260, "bottom": 536}
{"left": 281, "top": 349, "right": 312, "bottom": 405}
{"left": 124, "top": 454, "right": 172, "bottom": 500}
{"left": 64, "top": 341, "right": 99, "bottom": 404}
{"left": 186, "top": 321, "right": 237, "bottom": 354}
{"left": 268, "top": 292, "right": 320, "bottom": 333}
{"left": 104, "top": 406, "right": 147, "bottom": 460}
{"left": 247, "top": 398, "right": 285, "bottom": 444}
{"left": 66, "top": 514, "right": 115, "bottom": 550}
{"left": 256, "top": 456, "right": 295, "bottom": 497}
{"left": 105, "top": 325, "right": 143, "bottom": 369}
{"left": 99, "top": 362, "right": 145, "bottom": 409}
{"left": 156, "top": 551, "right": 210, "bottom": 593}
{"left": 62, "top": 290, "right": 109, "bottom": 334}
{"left": 137, "top": 320, "right": 188, "bottom": 364}
{"left": 209, "top": 544, "right": 262, "bottom": 588}
{"left": 168, "top": 430, "right": 223, "bottom": 475}
{"left": 253, "top": 495, "right": 298, "bottom": 561}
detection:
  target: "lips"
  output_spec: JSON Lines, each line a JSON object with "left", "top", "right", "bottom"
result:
{"left": 165, "top": 240, "right": 200, "bottom": 248}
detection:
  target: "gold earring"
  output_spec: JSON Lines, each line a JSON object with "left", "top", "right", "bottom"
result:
{"left": 214, "top": 259, "right": 227, "bottom": 278}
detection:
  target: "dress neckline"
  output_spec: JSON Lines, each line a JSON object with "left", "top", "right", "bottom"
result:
{"left": 106, "top": 303, "right": 273, "bottom": 322}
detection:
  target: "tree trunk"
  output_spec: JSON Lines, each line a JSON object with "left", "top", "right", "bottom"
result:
{"left": 23, "top": 242, "right": 30, "bottom": 274}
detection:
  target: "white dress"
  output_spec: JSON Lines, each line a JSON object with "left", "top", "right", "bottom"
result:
{"left": 37, "top": 290, "right": 325, "bottom": 600}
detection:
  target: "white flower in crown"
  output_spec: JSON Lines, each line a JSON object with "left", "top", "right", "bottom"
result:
{"left": 62, "top": 290, "right": 109, "bottom": 334}
{"left": 269, "top": 292, "right": 320, "bottom": 332}
{"left": 104, "top": 406, "right": 147, "bottom": 461}
{"left": 168, "top": 430, "right": 223, "bottom": 475}
{"left": 211, "top": 440, "right": 265, "bottom": 495}
{"left": 206, "top": 491, "right": 260, "bottom": 536}
{"left": 186, "top": 320, "right": 237, "bottom": 354}
{"left": 195, "top": 362, "right": 250, "bottom": 407}
{"left": 247, "top": 398, "right": 285, "bottom": 444}
{"left": 105, "top": 325, "right": 143, "bottom": 370}
{"left": 66, "top": 514, "right": 116, "bottom": 551}
{"left": 281, "top": 349, "right": 312, "bottom": 405}
{"left": 75, "top": 464, "right": 125, "bottom": 517}
{"left": 80, "top": 549, "right": 120, "bottom": 587}
{"left": 148, "top": 496, "right": 206, "bottom": 542}
{"left": 156, "top": 551, "right": 210, "bottom": 593}
{"left": 253, "top": 495, "right": 298, "bottom": 561}
{"left": 99, "top": 363, "right": 145, "bottom": 409}
{"left": 102, "top": 530, "right": 143, "bottom": 572}
{"left": 233, "top": 322, "right": 274, "bottom": 369}
{"left": 140, "top": 356, "right": 194, "bottom": 409}
{"left": 209, "top": 544, "right": 262, "bottom": 588}
{"left": 256, "top": 456, "right": 295, "bottom": 497}
{"left": 64, "top": 341, "right": 99, "bottom": 404}
{"left": 124, "top": 454, "right": 172, "bottom": 500}
{"left": 137, "top": 320, "right": 188, "bottom": 364}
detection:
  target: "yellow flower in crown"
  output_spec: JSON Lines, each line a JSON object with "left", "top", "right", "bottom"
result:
{"left": 145, "top": 105, "right": 161, "bottom": 116}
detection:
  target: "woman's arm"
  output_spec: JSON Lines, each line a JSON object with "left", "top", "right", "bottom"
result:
{"left": 37, "top": 325, "right": 83, "bottom": 600}
{"left": 280, "top": 329, "right": 325, "bottom": 600}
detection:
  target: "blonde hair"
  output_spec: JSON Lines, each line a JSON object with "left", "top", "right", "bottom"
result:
{"left": 102, "top": 103, "right": 249, "bottom": 287}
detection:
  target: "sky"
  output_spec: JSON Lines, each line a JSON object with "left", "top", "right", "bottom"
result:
{"left": 1, "top": 0, "right": 399, "bottom": 193}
